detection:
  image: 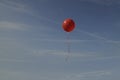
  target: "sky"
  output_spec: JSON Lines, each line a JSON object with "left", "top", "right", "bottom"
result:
{"left": 0, "top": 0, "right": 120, "bottom": 80}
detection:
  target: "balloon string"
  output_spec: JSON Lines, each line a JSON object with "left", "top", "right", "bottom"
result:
{"left": 65, "top": 32, "right": 70, "bottom": 61}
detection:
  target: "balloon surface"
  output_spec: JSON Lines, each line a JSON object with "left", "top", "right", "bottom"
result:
{"left": 62, "top": 18, "right": 75, "bottom": 32}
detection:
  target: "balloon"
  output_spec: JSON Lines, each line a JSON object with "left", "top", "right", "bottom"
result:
{"left": 62, "top": 18, "right": 75, "bottom": 32}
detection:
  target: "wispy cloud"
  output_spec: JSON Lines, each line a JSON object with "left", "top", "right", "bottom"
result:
{"left": 0, "top": 69, "right": 42, "bottom": 80}
{"left": 79, "top": 30, "right": 120, "bottom": 45}
{"left": 29, "top": 38, "right": 95, "bottom": 43}
{"left": 31, "top": 49, "right": 98, "bottom": 58}
{"left": 80, "top": 30, "right": 108, "bottom": 41}
{"left": 0, "top": 0, "right": 59, "bottom": 25}
{"left": 0, "top": 0, "right": 27, "bottom": 12}
{"left": 0, "top": 58, "right": 28, "bottom": 63}
{"left": 0, "top": 69, "right": 113, "bottom": 80}
{"left": 79, "top": 0, "right": 120, "bottom": 5}
{"left": 65, "top": 70, "right": 112, "bottom": 80}
{"left": 26, "top": 37, "right": 120, "bottom": 44}
{"left": 116, "top": 21, "right": 120, "bottom": 28}
{"left": 90, "top": 55, "right": 120, "bottom": 61}
{"left": 0, "top": 21, "right": 28, "bottom": 31}
{"left": 28, "top": 48, "right": 120, "bottom": 61}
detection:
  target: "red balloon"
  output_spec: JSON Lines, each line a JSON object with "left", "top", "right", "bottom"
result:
{"left": 62, "top": 18, "right": 75, "bottom": 32}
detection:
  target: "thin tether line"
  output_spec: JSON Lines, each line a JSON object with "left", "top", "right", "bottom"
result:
{"left": 65, "top": 32, "right": 70, "bottom": 61}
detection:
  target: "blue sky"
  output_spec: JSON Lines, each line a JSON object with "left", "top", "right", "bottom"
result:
{"left": 0, "top": 0, "right": 120, "bottom": 80}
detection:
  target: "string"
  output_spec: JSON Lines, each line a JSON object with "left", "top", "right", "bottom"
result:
{"left": 65, "top": 32, "right": 70, "bottom": 62}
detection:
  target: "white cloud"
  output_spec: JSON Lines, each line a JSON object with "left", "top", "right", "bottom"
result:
{"left": 0, "top": 58, "right": 27, "bottom": 63}
{"left": 0, "top": 21, "right": 28, "bottom": 31}
{"left": 105, "top": 40, "right": 120, "bottom": 44}
{"left": 0, "top": 68, "right": 112, "bottom": 80}
{"left": 63, "top": 70, "right": 112, "bottom": 80}
{"left": 26, "top": 46, "right": 120, "bottom": 61}
{"left": 91, "top": 55, "right": 120, "bottom": 60}
{"left": 116, "top": 21, "right": 120, "bottom": 28}
{"left": 1, "top": 47, "right": 119, "bottom": 63}
{"left": 30, "top": 49, "right": 97, "bottom": 57}
{"left": 0, "top": 0, "right": 59, "bottom": 25}
{"left": 79, "top": 30, "right": 107, "bottom": 41}
{"left": 26, "top": 38, "right": 120, "bottom": 44}
{"left": 0, "top": 0, "right": 27, "bottom": 12}
{"left": 79, "top": 0, "right": 120, "bottom": 5}
{"left": 0, "top": 36, "right": 30, "bottom": 63}
{"left": 0, "top": 69, "right": 40, "bottom": 80}
{"left": 79, "top": 30, "right": 120, "bottom": 45}
{"left": 29, "top": 38, "right": 95, "bottom": 43}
